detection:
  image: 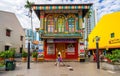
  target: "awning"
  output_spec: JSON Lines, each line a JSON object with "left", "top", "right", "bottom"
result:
{"left": 6, "top": 27, "right": 13, "bottom": 31}
{"left": 5, "top": 43, "right": 12, "bottom": 46}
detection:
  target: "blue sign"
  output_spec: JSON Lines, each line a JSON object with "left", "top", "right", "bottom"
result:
{"left": 38, "top": 49, "right": 43, "bottom": 52}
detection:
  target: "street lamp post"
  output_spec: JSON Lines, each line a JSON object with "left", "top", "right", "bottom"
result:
{"left": 30, "top": 9, "right": 34, "bottom": 42}
{"left": 27, "top": 39, "right": 30, "bottom": 69}
{"left": 95, "top": 36, "right": 100, "bottom": 69}
{"left": 26, "top": 8, "right": 32, "bottom": 70}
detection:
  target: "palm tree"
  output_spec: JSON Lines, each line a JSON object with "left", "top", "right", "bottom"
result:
{"left": 25, "top": 0, "right": 34, "bottom": 13}
{"left": 24, "top": 0, "right": 34, "bottom": 41}
{"left": 24, "top": 0, "right": 34, "bottom": 69}
{"left": 88, "top": 10, "right": 92, "bottom": 18}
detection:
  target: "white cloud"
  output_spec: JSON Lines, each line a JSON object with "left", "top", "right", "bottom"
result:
{"left": 0, "top": 0, "right": 40, "bottom": 30}
{"left": 94, "top": 0, "right": 120, "bottom": 21}
{"left": 0, "top": 0, "right": 120, "bottom": 30}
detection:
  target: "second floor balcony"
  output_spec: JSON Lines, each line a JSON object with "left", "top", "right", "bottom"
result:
{"left": 39, "top": 30, "right": 83, "bottom": 39}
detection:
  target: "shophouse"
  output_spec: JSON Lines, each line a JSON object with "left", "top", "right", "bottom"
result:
{"left": 32, "top": 3, "right": 93, "bottom": 60}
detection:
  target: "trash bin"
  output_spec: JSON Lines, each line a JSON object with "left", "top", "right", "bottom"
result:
{"left": 5, "top": 59, "right": 16, "bottom": 71}
{"left": 79, "top": 53, "right": 85, "bottom": 62}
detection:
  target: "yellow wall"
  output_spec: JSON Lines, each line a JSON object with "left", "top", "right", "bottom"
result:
{"left": 88, "top": 12, "right": 120, "bottom": 50}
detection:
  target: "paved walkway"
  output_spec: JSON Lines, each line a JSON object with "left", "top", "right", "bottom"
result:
{"left": 0, "top": 62, "right": 120, "bottom": 76}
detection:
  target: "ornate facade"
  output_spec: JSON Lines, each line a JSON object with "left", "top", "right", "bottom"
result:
{"left": 33, "top": 4, "right": 93, "bottom": 59}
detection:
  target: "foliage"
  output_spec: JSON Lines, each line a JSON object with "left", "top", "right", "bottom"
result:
{"left": 9, "top": 48, "right": 16, "bottom": 54}
{"left": 0, "top": 60, "right": 5, "bottom": 67}
{"left": 0, "top": 63, "right": 5, "bottom": 67}
{"left": 7, "top": 48, "right": 16, "bottom": 58}
{"left": 32, "top": 52, "right": 38, "bottom": 58}
{"left": 7, "top": 50, "right": 15, "bottom": 58}
{"left": 0, "top": 51, "right": 6, "bottom": 58}
{"left": 0, "top": 50, "right": 11, "bottom": 58}
{"left": 4, "top": 50, "right": 15, "bottom": 58}
{"left": 105, "top": 49, "right": 120, "bottom": 63}
{"left": 0, "top": 48, "right": 16, "bottom": 58}
{"left": 22, "top": 51, "right": 28, "bottom": 58}
{"left": 24, "top": 0, "right": 34, "bottom": 12}
{"left": 88, "top": 10, "right": 92, "bottom": 18}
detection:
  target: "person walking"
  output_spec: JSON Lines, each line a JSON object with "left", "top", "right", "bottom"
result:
{"left": 88, "top": 51, "right": 91, "bottom": 58}
{"left": 55, "top": 50, "right": 65, "bottom": 66}
{"left": 93, "top": 53, "right": 97, "bottom": 62}
{"left": 57, "top": 54, "right": 65, "bottom": 66}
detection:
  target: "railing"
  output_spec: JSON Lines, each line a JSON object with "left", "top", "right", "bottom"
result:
{"left": 41, "top": 32, "right": 82, "bottom": 38}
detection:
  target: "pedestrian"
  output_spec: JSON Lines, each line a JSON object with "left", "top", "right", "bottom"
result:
{"left": 57, "top": 54, "right": 65, "bottom": 66}
{"left": 93, "top": 53, "right": 96, "bottom": 62}
{"left": 55, "top": 50, "right": 65, "bottom": 66}
{"left": 58, "top": 50, "right": 61, "bottom": 57}
{"left": 88, "top": 51, "right": 91, "bottom": 58}
{"left": 100, "top": 53, "right": 104, "bottom": 62}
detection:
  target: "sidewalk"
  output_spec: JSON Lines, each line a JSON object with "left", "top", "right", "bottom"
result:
{"left": 0, "top": 62, "right": 120, "bottom": 76}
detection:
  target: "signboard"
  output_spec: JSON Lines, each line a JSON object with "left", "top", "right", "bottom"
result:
{"left": 38, "top": 41, "right": 43, "bottom": 50}
{"left": 79, "top": 42, "right": 85, "bottom": 59}
{"left": 47, "top": 39, "right": 54, "bottom": 43}
{"left": 54, "top": 39, "right": 76, "bottom": 43}
{"left": 80, "top": 43, "right": 85, "bottom": 53}
{"left": 67, "top": 43, "right": 75, "bottom": 55}
{"left": 109, "top": 38, "right": 120, "bottom": 44}
{"left": 47, "top": 44, "right": 55, "bottom": 55}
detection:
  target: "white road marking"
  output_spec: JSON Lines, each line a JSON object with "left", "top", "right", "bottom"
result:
{"left": 107, "top": 70, "right": 116, "bottom": 73}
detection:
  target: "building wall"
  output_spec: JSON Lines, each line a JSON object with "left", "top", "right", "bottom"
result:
{"left": 44, "top": 12, "right": 81, "bottom": 59}
{"left": 44, "top": 39, "right": 78, "bottom": 59}
{"left": 88, "top": 12, "right": 120, "bottom": 50}
{"left": 0, "top": 11, "right": 25, "bottom": 52}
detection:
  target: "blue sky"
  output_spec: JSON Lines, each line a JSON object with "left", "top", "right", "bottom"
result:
{"left": 0, "top": 0, "right": 120, "bottom": 30}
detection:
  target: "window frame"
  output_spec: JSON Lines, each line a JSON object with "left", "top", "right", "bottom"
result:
{"left": 6, "top": 29, "right": 11, "bottom": 37}
{"left": 110, "top": 32, "right": 115, "bottom": 38}
{"left": 20, "top": 36, "right": 23, "bottom": 41}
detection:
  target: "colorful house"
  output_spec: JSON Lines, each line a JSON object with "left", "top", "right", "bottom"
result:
{"left": 32, "top": 4, "right": 93, "bottom": 60}
{"left": 88, "top": 12, "right": 120, "bottom": 53}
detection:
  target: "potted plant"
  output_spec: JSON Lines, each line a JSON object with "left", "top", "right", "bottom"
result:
{"left": 7, "top": 50, "right": 15, "bottom": 61}
{"left": 0, "top": 60, "right": 5, "bottom": 71}
{"left": 32, "top": 52, "right": 38, "bottom": 61}
{"left": 22, "top": 51, "right": 28, "bottom": 62}
{"left": 0, "top": 51, "right": 6, "bottom": 61}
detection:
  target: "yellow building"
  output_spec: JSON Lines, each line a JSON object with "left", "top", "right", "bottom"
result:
{"left": 88, "top": 12, "right": 120, "bottom": 51}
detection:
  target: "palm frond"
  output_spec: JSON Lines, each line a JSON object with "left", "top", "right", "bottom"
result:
{"left": 24, "top": 0, "right": 34, "bottom": 9}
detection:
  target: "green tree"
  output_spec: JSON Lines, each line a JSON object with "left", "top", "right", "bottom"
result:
{"left": 24, "top": 0, "right": 34, "bottom": 41}
{"left": 24, "top": 0, "right": 34, "bottom": 13}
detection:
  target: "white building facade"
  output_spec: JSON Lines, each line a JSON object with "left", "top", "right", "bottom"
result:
{"left": 0, "top": 11, "right": 25, "bottom": 53}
